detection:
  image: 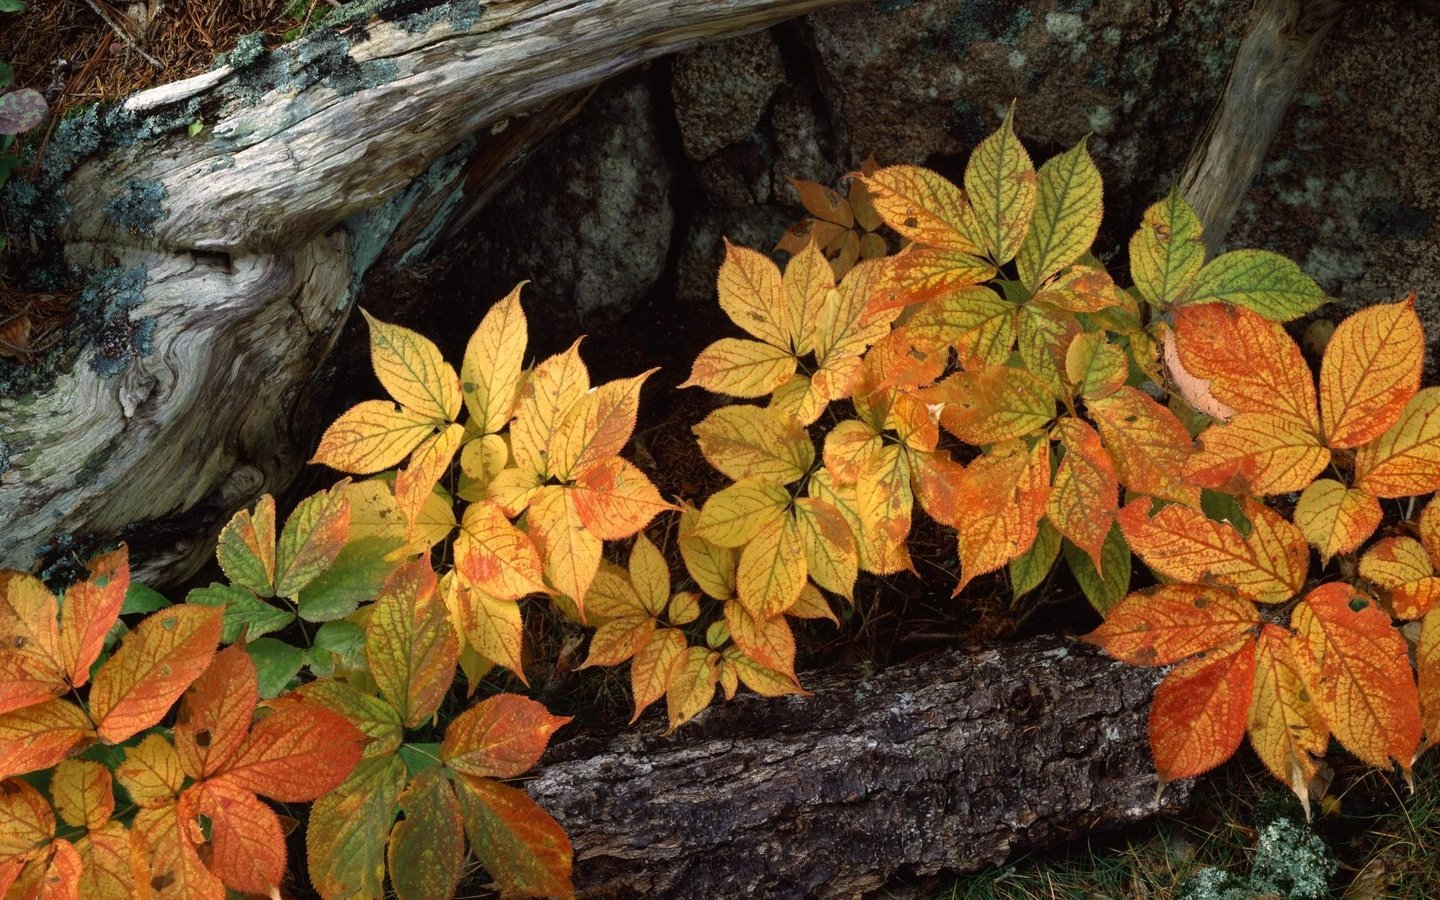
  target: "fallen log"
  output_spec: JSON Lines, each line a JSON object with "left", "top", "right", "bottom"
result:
{"left": 525, "top": 635, "right": 1186, "bottom": 899}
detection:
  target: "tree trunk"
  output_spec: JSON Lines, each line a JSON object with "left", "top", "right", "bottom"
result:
{"left": 525, "top": 635, "right": 1186, "bottom": 899}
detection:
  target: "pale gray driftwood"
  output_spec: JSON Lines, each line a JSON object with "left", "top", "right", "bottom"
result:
{"left": 0, "top": 0, "right": 867, "bottom": 585}
{"left": 525, "top": 635, "right": 1186, "bottom": 899}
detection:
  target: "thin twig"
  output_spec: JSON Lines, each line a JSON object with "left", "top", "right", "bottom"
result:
{"left": 82, "top": 0, "right": 163, "bottom": 69}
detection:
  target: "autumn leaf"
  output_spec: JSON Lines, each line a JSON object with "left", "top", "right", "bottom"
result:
{"left": 1171, "top": 302, "right": 1319, "bottom": 430}
{"left": 388, "top": 768, "right": 466, "bottom": 900}
{"left": 1017, "top": 136, "right": 1102, "bottom": 290}
{"left": 569, "top": 455, "right": 675, "bottom": 541}
{"left": 455, "top": 499, "right": 549, "bottom": 602}
{"left": 1294, "top": 478, "right": 1382, "bottom": 563}
{"left": 528, "top": 486, "right": 604, "bottom": 610}
{"left": 174, "top": 644, "right": 257, "bottom": 781}
{"left": 1248, "top": 625, "right": 1329, "bottom": 819}
{"left": 870, "top": 248, "right": 997, "bottom": 311}
{"left": 1087, "top": 387, "right": 1199, "bottom": 506}
{"left": 311, "top": 400, "right": 439, "bottom": 474}
{"left": 716, "top": 239, "right": 791, "bottom": 350}
{"left": 794, "top": 496, "right": 858, "bottom": 600}
{"left": 951, "top": 440, "right": 1050, "bottom": 593}
{"left": 274, "top": 482, "right": 351, "bottom": 599}
{"left": 630, "top": 627, "right": 686, "bottom": 722}
{"left": 1129, "top": 190, "right": 1204, "bottom": 307}
{"left": 665, "top": 647, "right": 721, "bottom": 731}
{"left": 0, "top": 699, "right": 93, "bottom": 780}
{"left": 1184, "top": 413, "right": 1330, "bottom": 496}
{"left": 1420, "top": 608, "right": 1440, "bottom": 749}
{"left": 395, "top": 422, "right": 464, "bottom": 529}
{"left": 216, "top": 495, "right": 277, "bottom": 598}
{"left": 442, "top": 574, "right": 527, "bottom": 684}
{"left": 681, "top": 337, "right": 796, "bottom": 398}
{"left": 89, "top": 605, "right": 223, "bottom": 744}
{"left": 362, "top": 309, "right": 462, "bottom": 423}
{"left": 906, "top": 285, "right": 1016, "bottom": 370}
{"left": 548, "top": 369, "right": 656, "bottom": 482}
{"left": 1358, "top": 536, "right": 1440, "bottom": 620}
{"left": 693, "top": 405, "right": 815, "bottom": 485}
{"left": 1046, "top": 418, "right": 1118, "bottom": 569}
{"left": 210, "top": 697, "right": 364, "bottom": 802}
{"left": 1179, "top": 250, "right": 1326, "bottom": 321}
{"left": 1291, "top": 583, "right": 1421, "bottom": 773}
{"left": 930, "top": 365, "right": 1054, "bottom": 445}
{"left": 964, "top": 105, "right": 1036, "bottom": 265}
{"left": 861, "top": 164, "right": 984, "bottom": 255}
{"left": 50, "top": 758, "right": 114, "bottom": 831}
{"left": 462, "top": 283, "right": 528, "bottom": 435}
{"left": 306, "top": 755, "right": 407, "bottom": 900}
{"left": 453, "top": 774, "right": 574, "bottom": 900}
{"left": 678, "top": 502, "right": 738, "bottom": 601}
{"left": 1149, "top": 637, "right": 1256, "bottom": 782}
{"left": 1318, "top": 295, "right": 1423, "bottom": 449}
{"left": 736, "top": 513, "right": 809, "bottom": 619}
{"left": 187, "top": 777, "right": 287, "bottom": 895}
{"left": 115, "top": 734, "right": 185, "bottom": 809}
{"left": 442, "top": 693, "right": 571, "bottom": 779}
{"left": 366, "top": 554, "right": 459, "bottom": 728}
{"left": 1354, "top": 387, "right": 1440, "bottom": 498}
{"left": 1064, "top": 332, "right": 1127, "bottom": 401}
{"left": 511, "top": 338, "right": 589, "bottom": 478}
{"left": 1084, "top": 583, "right": 1259, "bottom": 666}
{"left": 724, "top": 601, "right": 799, "bottom": 684}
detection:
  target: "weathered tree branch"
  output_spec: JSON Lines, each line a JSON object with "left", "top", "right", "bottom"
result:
{"left": 525, "top": 636, "right": 1187, "bottom": 899}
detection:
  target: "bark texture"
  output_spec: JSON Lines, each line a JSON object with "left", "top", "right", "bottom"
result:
{"left": 527, "top": 635, "right": 1186, "bottom": 899}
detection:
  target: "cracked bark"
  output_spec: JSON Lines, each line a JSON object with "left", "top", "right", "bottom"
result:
{"left": 522, "top": 635, "right": 1186, "bottom": 899}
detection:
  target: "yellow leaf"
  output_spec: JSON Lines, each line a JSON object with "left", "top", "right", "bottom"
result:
{"left": 724, "top": 600, "right": 798, "bottom": 683}
{"left": 1017, "top": 136, "right": 1102, "bottom": 290}
{"left": 455, "top": 500, "right": 548, "bottom": 602}
{"left": 461, "top": 283, "right": 528, "bottom": 435}
{"left": 667, "top": 591, "right": 701, "bottom": 626}
{"left": 681, "top": 338, "right": 796, "bottom": 398}
{"left": 857, "top": 444, "right": 915, "bottom": 576}
{"left": 442, "top": 575, "right": 526, "bottom": 684}
{"left": 1064, "top": 332, "right": 1128, "bottom": 401}
{"left": 310, "top": 401, "right": 437, "bottom": 475}
{"left": 569, "top": 455, "right": 674, "bottom": 541}
{"left": 361, "top": 309, "right": 461, "bottom": 422}
{"left": 528, "top": 486, "right": 603, "bottom": 610}
{"left": 1185, "top": 413, "right": 1330, "bottom": 496}
{"left": 736, "top": 513, "right": 808, "bottom": 619}
{"left": 665, "top": 647, "right": 720, "bottom": 732}
{"left": 487, "top": 466, "right": 544, "bottom": 518}
{"left": 50, "top": 757, "right": 114, "bottom": 830}
{"left": 547, "top": 369, "right": 656, "bottom": 481}
{"left": 861, "top": 164, "right": 984, "bottom": 255}
{"left": 722, "top": 647, "right": 808, "bottom": 698}
{"left": 784, "top": 240, "right": 834, "bottom": 355}
{"left": 1241, "top": 498, "right": 1310, "bottom": 605}
{"left": 1355, "top": 387, "right": 1440, "bottom": 498}
{"left": 907, "top": 285, "right": 1017, "bottom": 371}
{"left": 768, "top": 373, "right": 830, "bottom": 426}
{"left": 580, "top": 563, "right": 646, "bottom": 623}
{"left": 694, "top": 478, "right": 789, "bottom": 549}
{"left": 787, "top": 582, "right": 838, "bottom": 625}
{"left": 678, "top": 503, "right": 737, "bottom": 602}
{"left": 581, "top": 616, "right": 655, "bottom": 668}
{"left": 1115, "top": 500, "right": 1291, "bottom": 605}
{"left": 457, "top": 433, "right": 509, "bottom": 501}
{"left": 1248, "top": 625, "right": 1328, "bottom": 819}
{"left": 870, "top": 248, "right": 997, "bottom": 311}
{"left": 630, "top": 628, "right": 687, "bottom": 722}
{"left": 1357, "top": 536, "right": 1440, "bottom": 620}
{"left": 628, "top": 534, "right": 671, "bottom": 617}
{"left": 932, "top": 365, "right": 1054, "bottom": 445}
{"left": 1294, "top": 478, "right": 1382, "bottom": 563}
{"left": 511, "top": 338, "right": 589, "bottom": 478}
{"left": 794, "top": 497, "right": 858, "bottom": 600}
{"left": 717, "top": 240, "right": 790, "bottom": 349}
{"left": 1319, "top": 295, "right": 1423, "bottom": 449}
{"left": 693, "top": 405, "right": 814, "bottom": 485}
{"left": 114, "top": 733, "right": 184, "bottom": 809}
{"left": 815, "top": 257, "right": 899, "bottom": 378}
{"left": 1291, "top": 583, "right": 1421, "bottom": 773}
{"left": 821, "top": 419, "right": 883, "bottom": 486}
{"left": 395, "top": 422, "right": 464, "bottom": 532}
{"left": 963, "top": 105, "right": 1036, "bottom": 265}
{"left": 1129, "top": 190, "right": 1204, "bottom": 307}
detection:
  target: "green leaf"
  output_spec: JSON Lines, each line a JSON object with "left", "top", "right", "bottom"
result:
{"left": 388, "top": 768, "right": 465, "bottom": 900}
{"left": 0, "top": 1, "right": 26, "bottom": 12}
{"left": 399, "top": 743, "right": 443, "bottom": 777}
{"left": 187, "top": 120, "right": 203, "bottom": 138}
{"left": 0, "top": 61, "right": 13, "bottom": 91}
{"left": 1010, "top": 518, "right": 1061, "bottom": 599}
{"left": 297, "top": 535, "right": 405, "bottom": 622}
{"left": 1129, "top": 190, "right": 1204, "bottom": 307}
{"left": 185, "top": 583, "right": 294, "bottom": 644}
{"left": 1179, "top": 249, "right": 1327, "bottom": 321}
{"left": 1017, "top": 136, "right": 1103, "bottom": 290}
{"left": 309, "top": 619, "right": 368, "bottom": 677}
{"left": 306, "top": 755, "right": 407, "bottom": 900}
{"left": 247, "top": 637, "right": 305, "bottom": 699}
{"left": 964, "top": 105, "right": 1036, "bottom": 265}
{"left": 121, "top": 583, "right": 171, "bottom": 615}
{"left": 1063, "top": 525, "right": 1131, "bottom": 615}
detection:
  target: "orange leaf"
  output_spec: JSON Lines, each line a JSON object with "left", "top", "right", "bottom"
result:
{"left": 952, "top": 440, "right": 1050, "bottom": 593}
{"left": 724, "top": 601, "right": 799, "bottom": 683}
{"left": 0, "top": 572, "right": 64, "bottom": 714}
{"left": 1031, "top": 265, "right": 1130, "bottom": 314}
{"left": 442, "top": 693, "right": 571, "bottom": 779}
{"left": 906, "top": 285, "right": 1016, "bottom": 370}
{"left": 1248, "top": 625, "right": 1329, "bottom": 819}
{"left": 89, "top": 605, "right": 223, "bottom": 744}
{"left": 456, "top": 499, "right": 549, "bottom": 602}
{"left": 1172, "top": 303, "right": 1319, "bottom": 431}
{"left": 932, "top": 365, "right": 1054, "bottom": 445}
{"left": 211, "top": 698, "right": 363, "bottom": 802}
{"left": 528, "top": 486, "right": 603, "bottom": 610}
{"left": 132, "top": 801, "right": 224, "bottom": 899}
{"left": 388, "top": 768, "right": 466, "bottom": 900}
{"left": 0, "top": 779, "right": 55, "bottom": 860}
{"left": 1087, "top": 387, "right": 1198, "bottom": 506}
{"left": 395, "top": 422, "right": 465, "bottom": 530}
{"left": 310, "top": 400, "right": 438, "bottom": 475}
{"left": 1046, "top": 418, "right": 1118, "bottom": 569}
{"left": 1241, "top": 498, "right": 1310, "bottom": 604}
{"left": 1419, "top": 608, "right": 1440, "bottom": 749}
{"left": 870, "top": 248, "right": 997, "bottom": 311}
{"left": 1149, "top": 637, "right": 1256, "bottom": 781}
{"left": 1114, "top": 500, "right": 1271, "bottom": 598}
{"left": 630, "top": 627, "right": 687, "bottom": 722}
{"left": 453, "top": 774, "right": 574, "bottom": 900}
{"left": 1084, "top": 583, "right": 1259, "bottom": 666}
{"left": 861, "top": 165, "right": 983, "bottom": 255}
{"left": 569, "top": 455, "right": 675, "bottom": 541}
{"left": 187, "top": 778, "right": 286, "bottom": 896}
{"left": 1184, "top": 413, "right": 1330, "bottom": 496}
{"left": 1291, "top": 583, "right": 1421, "bottom": 772}
{"left": 1319, "top": 295, "right": 1423, "bottom": 449}
{"left": 174, "top": 644, "right": 257, "bottom": 781}
{"left": 58, "top": 547, "right": 129, "bottom": 690}
{"left": 1358, "top": 536, "right": 1440, "bottom": 620}
{"left": 909, "top": 449, "right": 967, "bottom": 528}
{"left": 461, "top": 283, "right": 528, "bottom": 435}
{"left": 511, "top": 337, "right": 589, "bottom": 478}
{"left": 367, "top": 554, "right": 458, "bottom": 728}
{"left": 1354, "top": 387, "right": 1440, "bottom": 498}
{"left": 1294, "top": 478, "right": 1382, "bottom": 563}
{"left": 0, "top": 699, "right": 92, "bottom": 782}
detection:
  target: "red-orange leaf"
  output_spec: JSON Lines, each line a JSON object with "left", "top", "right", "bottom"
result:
{"left": 570, "top": 455, "right": 676, "bottom": 541}
{"left": 1088, "top": 387, "right": 1199, "bottom": 507}
{"left": 174, "top": 644, "right": 257, "bottom": 781}
{"left": 952, "top": 440, "right": 1050, "bottom": 593}
{"left": 1084, "top": 583, "right": 1259, "bottom": 666}
{"left": 1046, "top": 418, "right": 1117, "bottom": 569}
{"left": 441, "top": 693, "right": 570, "bottom": 780}
{"left": 187, "top": 778, "right": 286, "bottom": 896}
{"left": 1248, "top": 624, "right": 1329, "bottom": 819}
{"left": 58, "top": 547, "right": 128, "bottom": 690}
{"left": 1319, "top": 295, "right": 1423, "bottom": 449}
{"left": 453, "top": 774, "right": 574, "bottom": 900}
{"left": 89, "top": 605, "right": 223, "bottom": 744}
{"left": 211, "top": 698, "right": 363, "bottom": 802}
{"left": 1172, "top": 303, "right": 1319, "bottom": 431}
{"left": 1291, "top": 583, "right": 1421, "bottom": 773}
{"left": 1149, "top": 637, "right": 1256, "bottom": 782}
